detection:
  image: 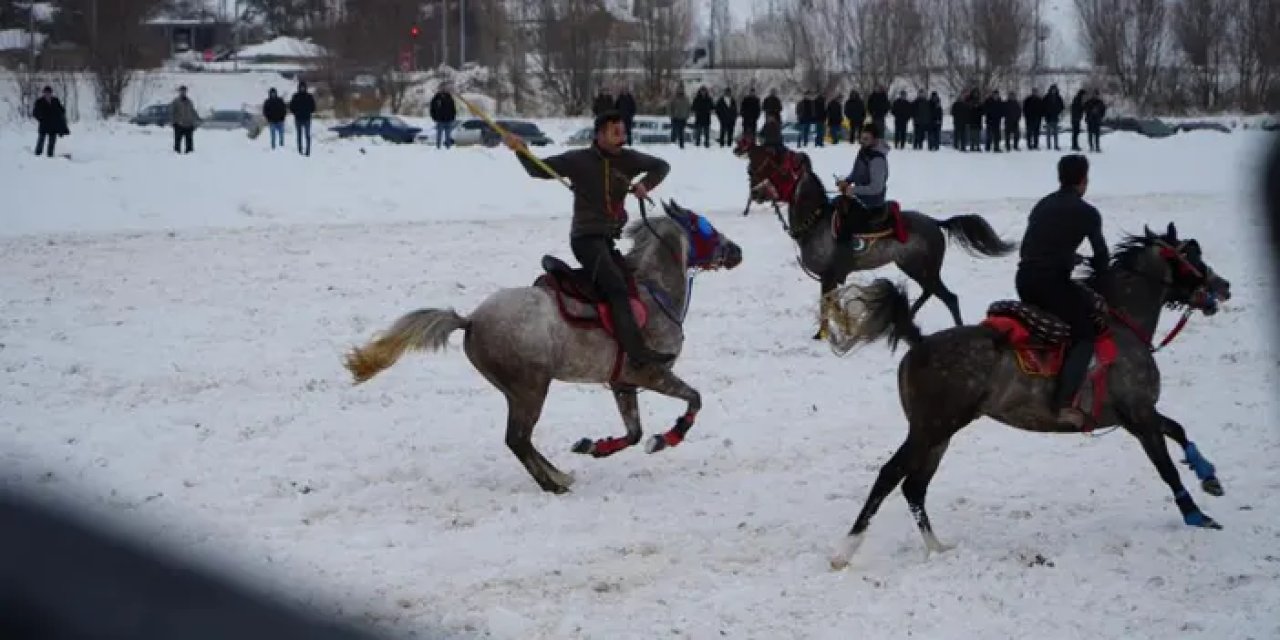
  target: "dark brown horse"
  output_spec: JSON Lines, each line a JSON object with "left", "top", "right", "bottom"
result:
{"left": 822, "top": 223, "right": 1232, "bottom": 570}
{"left": 736, "top": 136, "right": 1018, "bottom": 339}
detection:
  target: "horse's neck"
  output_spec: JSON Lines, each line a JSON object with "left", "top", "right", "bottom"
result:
{"left": 1101, "top": 268, "right": 1167, "bottom": 339}
{"left": 632, "top": 243, "right": 689, "bottom": 318}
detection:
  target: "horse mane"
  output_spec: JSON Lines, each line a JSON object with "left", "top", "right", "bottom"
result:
{"left": 622, "top": 214, "right": 688, "bottom": 265}
{"left": 1082, "top": 233, "right": 1165, "bottom": 289}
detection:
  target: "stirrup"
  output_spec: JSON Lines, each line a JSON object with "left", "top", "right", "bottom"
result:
{"left": 847, "top": 237, "right": 867, "bottom": 252}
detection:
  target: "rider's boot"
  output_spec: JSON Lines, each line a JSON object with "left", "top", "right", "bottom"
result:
{"left": 606, "top": 294, "right": 675, "bottom": 368}
{"left": 835, "top": 205, "right": 867, "bottom": 252}
{"left": 1053, "top": 339, "right": 1095, "bottom": 429}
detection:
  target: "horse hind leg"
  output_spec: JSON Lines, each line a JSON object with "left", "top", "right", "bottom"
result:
{"left": 502, "top": 381, "right": 574, "bottom": 494}
{"left": 897, "top": 255, "right": 963, "bottom": 326}
{"left": 830, "top": 436, "right": 926, "bottom": 570}
{"left": 902, "top": 438, "right": 956, "bottom": 557}
{"left": 571, "top": 385, "right": 643, "bottom": 458}
{"left": 1160, "top": 412, "right": 1223, "bottom": 497}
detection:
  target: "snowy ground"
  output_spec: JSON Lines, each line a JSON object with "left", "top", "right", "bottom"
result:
{"left": 2, "top": 122, "right": 1279, "bottom": 639}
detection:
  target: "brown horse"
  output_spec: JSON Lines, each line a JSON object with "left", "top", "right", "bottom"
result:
{"left": 343, "top": 201, "right": 743, "bottom": 494}
{"left": 737, "top": 136, "right": 1018, "bottom": 339}
{"left": 821, "top": 223, "right": 1232, "bottom": 570}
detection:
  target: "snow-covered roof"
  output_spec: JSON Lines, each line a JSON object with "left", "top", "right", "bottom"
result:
{"left": 235, "top": 36, "right": 327, "bottom": 60}
{"left": 0, "top": 29, "right": 46, "bottom": 52}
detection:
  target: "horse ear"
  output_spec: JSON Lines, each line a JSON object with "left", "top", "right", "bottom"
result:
{"left": 1143, "top": 224, "right": 1155, "bottom": 239}
{"left": 1166, "top": 222, "right": 1178, "bottom": 240}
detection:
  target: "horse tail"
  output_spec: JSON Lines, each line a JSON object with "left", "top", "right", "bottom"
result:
{"left": 937, "top": 214, "right": 1018, "bottom": 258}
{"left": 343, "top": 308, "right": 471, "bottom": 384}
{"left": 825, "top": 278, "right": 925, "bottom": 354}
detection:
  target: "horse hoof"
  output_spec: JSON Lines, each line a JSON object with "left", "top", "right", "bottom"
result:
{"left": 1202, "top": 477, "right": 1224, "bottom": 497}
{"left": 1184, "top": 511, "right": 1223, "bottom": 529}
{"left": 829, "top": 556, "right": 850, "bottom": 571}
{"left": 570, "top": 438, "right": 593, "bottom": 455}
{"left": 644, "top": 435, "right": 666, "bottom": 454}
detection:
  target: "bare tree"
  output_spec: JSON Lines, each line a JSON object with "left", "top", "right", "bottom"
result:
{"left": 317, "top": 0, "right": 422, "bottom": 114}
{"left": 780, "top": 0, "right": 845, "bottom": 91}
{"left": 930, "top": 0, "right": 1035, "bottom": 95}
{"left": 635, "top": 0, "right": 692, "bottom": 104}
{"left": 843, "top": 0, "right": 928, "bottom": 90}
{"left": 51, "top": 0, "right": 168, "bottom": 118}
{"left": 1074, "top": 0, "right": 1168, "bottom": 109}
{"left": 240, "top": 0, "right": 337, "bottom": 36}
{"left": 1226, "top": 0, "right": 1280, "bottom": 111}
{"left": 1170, "top": 0, "right": 1228, "bottom": 111}
{"left": 527, "top": 0, "right": 614, "bottom": 115}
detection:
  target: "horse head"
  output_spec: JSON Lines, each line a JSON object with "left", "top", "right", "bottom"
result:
{"left": 661, "top": 199, "right": 743, "bottom": 270}
{"left": 1139, "top": 222, "right": 1231, "bottom": 315}
{"left": 732, "top": 135, "right": 754, "bottom": 158}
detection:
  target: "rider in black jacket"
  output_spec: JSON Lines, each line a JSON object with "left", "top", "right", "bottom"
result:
{"left": 1015, "top": 154, "right": 1110, "bottom": 429}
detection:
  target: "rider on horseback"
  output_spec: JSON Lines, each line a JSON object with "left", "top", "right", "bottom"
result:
{"left": 1015, "top": 154, "right": 1110, "bottom": 429}
{"left": 834, "top": 122, "right": 891, "bottom": 251}
{"left": 502, "top": 110, "right": 676, "bottom": 368}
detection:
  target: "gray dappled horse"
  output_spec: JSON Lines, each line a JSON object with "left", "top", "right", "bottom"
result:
{"left": 821, "top": 223, "right": 1232, "bottom": 570}
{"left": 343, "top": 201, "right": 742, "bottom": 494}
{"left": 736, "top": 137, "right": 1018, "bottom": 338}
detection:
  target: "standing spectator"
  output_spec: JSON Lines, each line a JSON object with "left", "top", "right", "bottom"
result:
{"left": 1023, "top": 87, "right": 1043, "bottom": 150}
{"left": 966, "top": 89, "right": 984, "bottom": 152}
{"left": 826, "top": 92, "right": 844, "bottom": 145}
{"left": 890, "top": 89, "right": 911, "bottom": 149}
{"left": 715, "top": 87, "right": 737, "bottom": 147}
{"left": 951, "top": 94, "right": 969, "bottom": 151}
{"left": 31, "top": 85, "right": 68, "bottom": 158}
{"left": 1085, "top": 90, "right": 1106, "bottom": 152}
{"left": 928, "top": 91, "right": 943, "bottom": 151}
{"left": 170, "top": 85, "right": 199, "bottom": 154}
{"left": 1042, "top": 84, "right": 1064, "bottom": 150}
{"left": 691, "top": 86, "right": 714, "bottom": 147}
{"left": 795, "top": 90, "right": 816, "bottom": 147}
{"left": 739, "top": 86, "right": 762, "bottom": 140}
{"left": 591, "top": 87, "right": 613, "bottom": 117}
{"left": 427, "top": 85, "right": 457, "bottom": 149}
{"left": 867, "top": 85, "right": 890, "bottom": 133}
{"left": 911, "top": 89, "right": 930, "bottom": 150}
{"left": 844, "top": 90, "right": 865, "bottom": 142}
{"left": 668, "top": 84, "right": 690, "bottom": 149}
{"left": 1004, "top": 90, "right": 1022, "bottom": 151}
{"left": 762, "top": 88, "right": 783, "bottom": 124}
{"left": 983, "top": 89, "right": 1003, "bottom": 152}
{"left": 262, "top": 88, "right": 287, "bottom": 150}
{"left": 289, "top": 81, "right": 316, "bottom": 156}
{"left": 614, "top": 86, "right": 637, "bottom": 145}
{"left": 1070, "top": 88, "right": 1086, "bottom": 151}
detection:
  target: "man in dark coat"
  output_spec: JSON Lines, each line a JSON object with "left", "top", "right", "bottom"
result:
{"left": 911, "top": 89, "right": 930, "bottom": 150}
{"left": 762, "top": 88, "right": 783, "bottom": 124}
{"left": 983, "top": 89, "right": 1004, "bottom": 152}
{"left": 1004, "top": 91, "right": 1022, "bottom": 151}
{"left": 1085, "top": 90, "right": 1107, "bottom": 152}
{"left": 826, "top": 92, "right": 844, "bottom": 145}
{"left": 951, "top": 95, "right": 969, "bottom": 151}
{"left": 289, "top": 81, "right": 316, "bottom": 155}
{"left": 1023, "top": 88, "right": 1044, "bottom": 150}
{"left": 795, "top": 90, "right": 816, "bottom": 147}
{"left": 843, "top": 90, "right": 865, "bottom": 142}
{"left": 739, "top": 86, "right": 762, "bottom": 139}
{"left": 614, "top": 87, "right": 637, "bottom": 145}
{"left": 928, "top": 91, "right": 943, "bottom": 151}
{"left": 1070, "top": 88, "right": 1087, "bottom": 151}
{"left": 890, "top": 90, "right": 912, "bottom": 149}
{"left": 715, "top": 87, "right": 738, "bottom": 147}
{"left": 966, "top": 89, "right": 984, "bottom": 152}
{"left": 691, "top": 86, "right": 714, "bottom": 147}
{"left": 32, "top": 85, "right": 68, "bottom": 158}
{"left": 1043, "top": 84, "right": 1065, "bottom": 150}
{"left": 867, "top": 86, "right": 890, "bottom": 133}
{"left": 262, "top": 88, "right": 288, "bottom": 150}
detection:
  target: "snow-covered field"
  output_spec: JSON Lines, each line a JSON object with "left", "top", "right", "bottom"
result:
{"left": 2, "top": 121, "right": 1278, "bottom": 639}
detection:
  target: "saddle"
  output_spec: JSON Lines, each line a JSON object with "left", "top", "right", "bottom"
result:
{"left": 980, "top": 285, "right": 1117, "bottom": 427}
{"left": 830, "top": 200, "right": 909, "bottom": 246}
{"left": 531, "top": 255, "right": 649, "bottom": 340}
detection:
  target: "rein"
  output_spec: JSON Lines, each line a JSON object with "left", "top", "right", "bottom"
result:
{"left": 1109, "top": 307, "right": 1194, "bottom": 353}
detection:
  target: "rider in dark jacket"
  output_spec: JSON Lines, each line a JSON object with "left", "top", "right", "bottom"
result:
{"left": 834, "top": 122, "right": 890, "bottom": 250}
{"left": 503, "top": 111, "right": 674, "bottom": 367}
{"left": 1015, "top": 154, "right": 1110, "bottom": 429}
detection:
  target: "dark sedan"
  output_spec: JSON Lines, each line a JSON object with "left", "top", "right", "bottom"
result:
{"left": 330, "top": 115, "right": 423, "bottom": 144}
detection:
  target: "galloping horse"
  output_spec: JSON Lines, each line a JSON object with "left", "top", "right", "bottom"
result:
{"left": 821, "top": 223, "right": 1232, "bottom": 570}
{"left": 343, "top": 202, "right": 742, "bottom": 494}
{"left": 737, "top": 136, "right": 1018, "bottom": 339}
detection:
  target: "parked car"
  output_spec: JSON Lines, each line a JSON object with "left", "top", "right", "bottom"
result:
{"left": 330, "top": 115, "right": 423, "bottom": 144}
{"left": 201, "top": 109, "right": 261, "bottom": 131}
{"left": 1100, "top": 116, "right": 1178, "bottom": 138}
{"left": 1173, "top": 120, "right": 1231, "bottom": 134}
{"left": 451, "top": 118, "right": 553, "bottom": 147}
{"left": 129, "top": 104, "right": 171, "bottom": 127}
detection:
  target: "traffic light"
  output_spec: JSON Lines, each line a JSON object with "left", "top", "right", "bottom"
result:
{"left": 410, "top": 25, "right": 420, "bottom": 38}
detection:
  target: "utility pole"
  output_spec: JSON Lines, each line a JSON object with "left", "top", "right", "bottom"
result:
{"left": 440, "top": 0, "right": 449, "bottom": 68}
{"left": 459, "top": 0, "right": 465, "bottom": 67}
{"left": 27, "top": 0, "right": 35, "bottom": 71}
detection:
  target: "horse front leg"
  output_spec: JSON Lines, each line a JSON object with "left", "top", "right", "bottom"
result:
{"left": 1122, "top": 408, "right": 1222, "bottom": 530}
{"left": 571, "top": 385, "right": 644, "bottom": 458}
{"left": 1160, "top": 412, "right": 1223, "bottom": 497}
{"left": 814, "top": 273, "right": 838, "bottom": 341}
{"left": 635, "top": 370, "right": 703, "bottom": 454}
